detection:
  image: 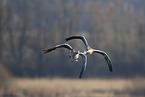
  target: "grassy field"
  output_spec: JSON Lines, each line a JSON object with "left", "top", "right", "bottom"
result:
{"left": 0, "top": 78, "right": 145, "bottom": 97}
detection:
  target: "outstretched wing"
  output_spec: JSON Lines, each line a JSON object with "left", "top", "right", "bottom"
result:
{"left": 93, "top": 50, "right": 113, "bottom": 72}
{"left": 65, "top": 35, "right": 88, "bottom": 48}
{"left": 43, "top": 43, "right": 72, "bottom": 54}
{"left": 79, "top": 53, "right": 87, "bottom": 78}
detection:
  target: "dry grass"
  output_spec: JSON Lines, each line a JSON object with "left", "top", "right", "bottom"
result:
{"left": 1, "top": 78, "right": 145, "bottom": 97}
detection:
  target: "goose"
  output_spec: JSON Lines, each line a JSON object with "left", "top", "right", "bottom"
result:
{"left": 43, "top": 43, "right": 80, "bottom": 62}
{"left": 43, "top": 43, "right": 87, "bottom": 78}
{"left": 65, "top": 35, "right": 113, "bottom": 78}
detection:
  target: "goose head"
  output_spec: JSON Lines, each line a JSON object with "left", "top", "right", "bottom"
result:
{"left": 70, "top": 50, "right": 80, "bottom": 63}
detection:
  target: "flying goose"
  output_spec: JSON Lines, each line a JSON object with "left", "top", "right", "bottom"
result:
{"left": 65, "top": 35, "right": 113, "bottom": 78}
{"left": 43, "top": 43, "right": 80, "bottom": 62}
{"left": 43, "top": 43, "right": 87, "bottom": 78}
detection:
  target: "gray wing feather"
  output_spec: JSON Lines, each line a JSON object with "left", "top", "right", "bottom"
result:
{"left": 79, "top": 53, "right": 87, "bottom": 78}
{"left": 43, "top": 43, "right": 72, "bottom": 54}
{"left": 93, "top": 50, "right": 113, "bottom": 72}
{"left": 65, "top": 35, "right": 88, "bottom": 47}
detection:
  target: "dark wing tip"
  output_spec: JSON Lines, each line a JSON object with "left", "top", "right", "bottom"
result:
{"left": 43, "top": 50, "right": 48, "bottom": 54}
{"left": 65, "top": 37, "right": 71, "bottom": 41}
{"left": 109, "top": 63, "right": 113, "bottom": 72}
{"left": 43, "top": 47, "right": 56, "bottom": 54}
{"left": 110, "top": 67, "right": 113, "bottom": 72}
{"left": 79, "top": 74, "right": 82, "bottom": 79}
{"left": 65, "top": 38, "right": 69, "bottom": 41}
{"left": 104, "top": 54, "right": 113, "bottom": 72}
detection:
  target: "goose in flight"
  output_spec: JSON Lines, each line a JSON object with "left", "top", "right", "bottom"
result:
{"left": 65, "top": 35, "right": 113, "bottom": 78}
{"left": 43, "top": 43, "right": 79, "bottom": 62}
{"left": 43, "top": 43, "right": 87, "bottom": 78}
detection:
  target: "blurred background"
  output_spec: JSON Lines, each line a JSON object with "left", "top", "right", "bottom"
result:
{"left": 0, "top": 0, "right": 145, "bottom": 96}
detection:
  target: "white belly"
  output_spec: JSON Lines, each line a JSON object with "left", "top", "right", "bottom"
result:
{"left": 74, "top": 54, "right": 79, "bottom": 59}
{"left": 84, "top": 49, "right": 93, "bottom": 54}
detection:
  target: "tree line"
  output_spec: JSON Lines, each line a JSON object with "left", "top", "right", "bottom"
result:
{"left": 0, "top": 0, "right": 145, "bottom": 78}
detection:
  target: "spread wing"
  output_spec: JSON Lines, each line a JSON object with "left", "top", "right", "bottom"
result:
{"left": 79, "top": 53, "right": 87, "bottom": 78}
{"left": 43, "top": 43, "right": 73, "bottom": 54}
{"left": 65, "top": 35, "right": 89, "bottom": 48}
{"left": 93, "top": 50, "right": 113, "bottom": 72}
